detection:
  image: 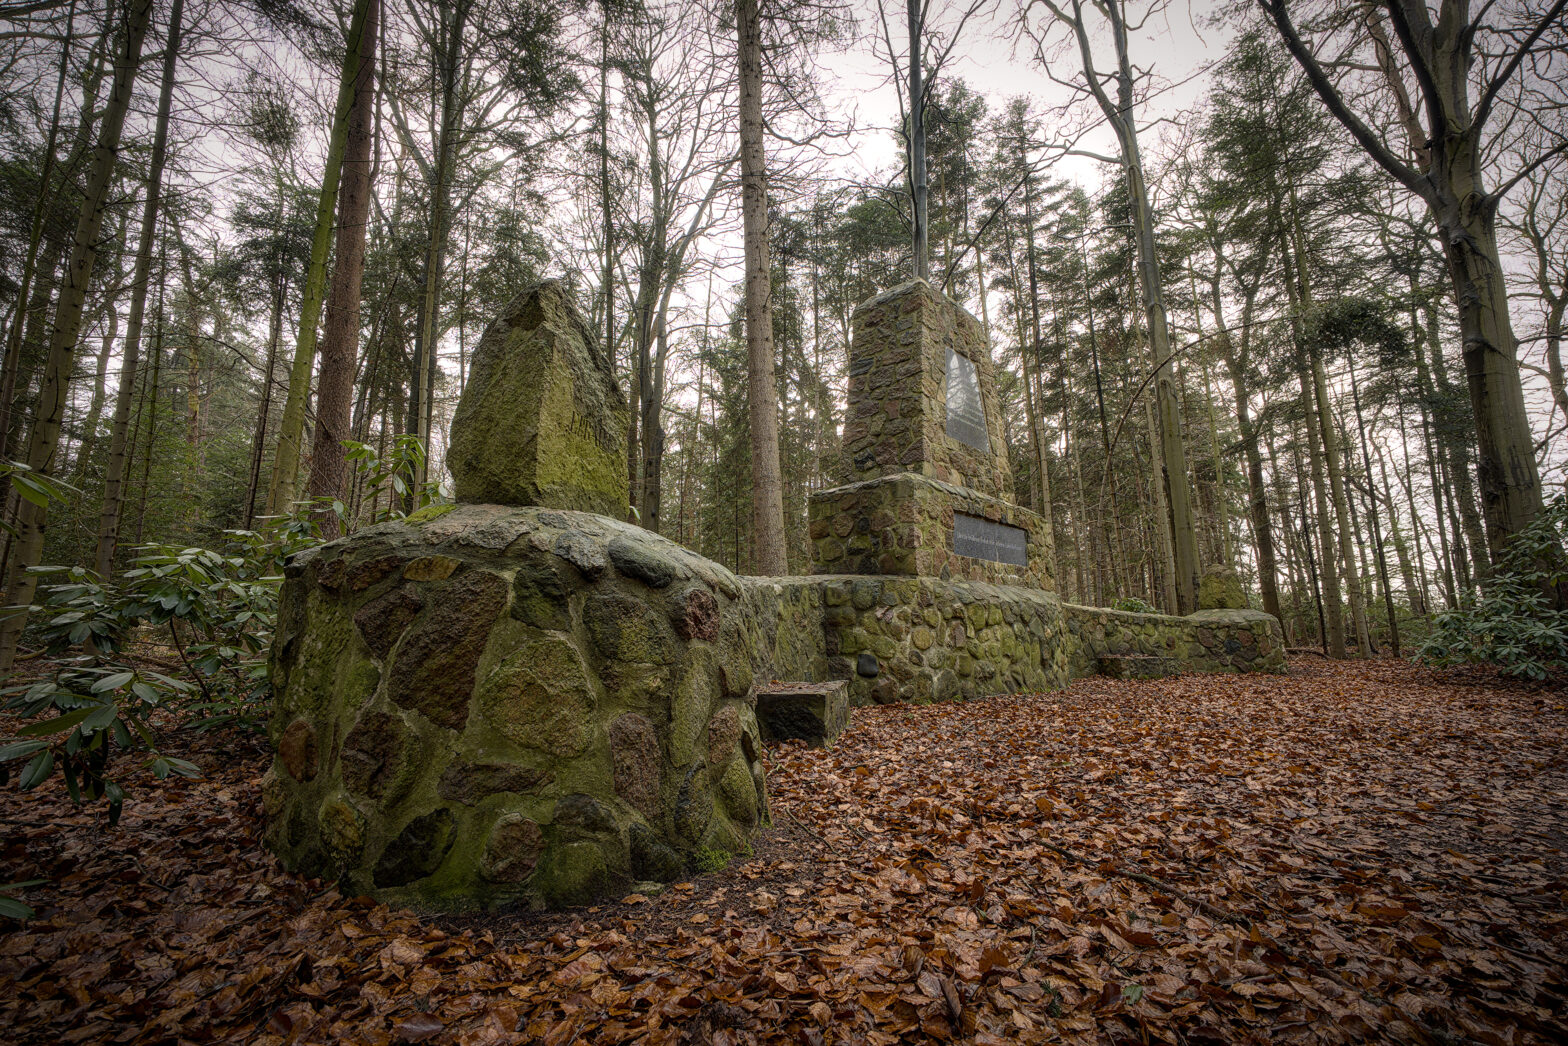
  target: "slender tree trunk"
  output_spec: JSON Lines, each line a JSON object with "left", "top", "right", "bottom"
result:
{"left": 0, "top": 0, "right": 154, "bottom": 671}
{"left": 1297, "top": 372, "right": 1345, "bottom": 656}
{"left": 407, "top": 4, "right": 468, "bottom": 501}
{"left": 642, "top": 314, "right": 668, "bottom": 533}
{"left": 1, "top": 0, "right": 79, "bottom": 467}
{"left": 245, "top": 275, "right": 283, "bottom": 528}
{"left": 736, "top": 0, "right": 786, "bottom": 575}
{"left": 133, "top": 298, "right": 163, "bottom": 549}
{"left": 1422, "top": 311, "right": 1494, "bottom": 583}
{"left": 1059, "top": 0, "right": 1200, "bottom": 611}
{"left": 93, "top": 0, "right": 181, "bottom": 576}
{"left": 73, "top": 301, "right": 118, "bottom": 487}
{"left": 266, "top": 0, "right": 376, "bottom": 514}
{"left": 306, "top": 0, "right": 378, "bottom": 536}
{"left": 906, "top": 0, "right": 928, "bottom": 282}
{"left": 1310, "top": 353, "right": 1371, "bottom": 654}
{"left": 1347, "top": 355, "right": 1400, "bottom": 655}
{"left": 1543, "top": 300, "right": 1567, "bottom": 429}
{"left": 1021, "top": 181, "right": 1051, "bottom": 520}
{"left": 1143, "top": 390, "right": 1178, "bottom": 613}
{"left": 1286, "top": 421, "right": 1329, "bottom": 654}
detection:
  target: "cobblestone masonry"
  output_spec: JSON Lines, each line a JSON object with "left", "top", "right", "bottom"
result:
{"left": 265, "top": 505, "right": 771, "bottom": 911}
{"left": 808, "top": 473, "right": 1053, "bottom": 588}
{"left": 841, "top": 280, "right": 1014, "bottom": 499}
{"left": 267, "top": 275, "right": 1287, "bottom": 913}
{"left": 265, "top": 512, "right": 1284, "bottom": 909}
{"left": 739, "top": 577, "right": 1285, "bottom": 707}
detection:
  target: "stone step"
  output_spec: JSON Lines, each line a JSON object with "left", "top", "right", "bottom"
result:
{"left": 1097, "top": 654, "right": 1181, "bottom": 680}
{"left": 755, "top": 681, "right": 850, "bottom": 748}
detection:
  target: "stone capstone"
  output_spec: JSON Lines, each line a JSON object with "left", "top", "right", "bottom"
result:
{"left": 446, "top": 279, "right": 629, "bottom": 516}
{"left": 1198, "top": 564, "right": 1249, "bottom": 611}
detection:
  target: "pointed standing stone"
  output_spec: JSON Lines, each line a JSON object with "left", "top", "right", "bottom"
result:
{"left": 448, "top": 279, "right": 629, "bottom": 517}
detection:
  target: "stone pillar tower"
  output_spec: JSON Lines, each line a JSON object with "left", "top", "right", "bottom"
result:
{"left": 809, "top": 281, "right": 1055, "bottom": 589}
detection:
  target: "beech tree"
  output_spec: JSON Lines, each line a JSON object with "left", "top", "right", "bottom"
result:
{"left": 1256, "top": 0, "right": 1564, "bottom": 559}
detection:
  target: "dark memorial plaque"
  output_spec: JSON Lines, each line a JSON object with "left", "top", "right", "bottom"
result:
{"left": 952, "top": 513, "right": 1028, "bottom": 566}
{"left": 944, "top": 349, "right": 989, "bottom": 451}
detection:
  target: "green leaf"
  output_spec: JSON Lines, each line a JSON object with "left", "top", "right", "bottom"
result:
{"left": 0, "top": 896, "right": 34, "bottom": 920}
{"left": 91, "top": 671, "right": 135, "bottom": 693}
{"left": 164, "top": 756, "right": 202, "bottom": 779}
{"left": 82, "top": 705, "right": 119, "bottom": 733}
{"left": 16, "top": 708, "right": 94, "bottom": 736}
{"left": 18, "top": 749, "right": 54, "bottom": 789}
{"left": 0, "top": 739, "right": 48, "bottom": 762}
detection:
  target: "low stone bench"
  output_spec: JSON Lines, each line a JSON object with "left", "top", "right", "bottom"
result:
{"left": 1097, "top": 654, "right": 1180, "bottom": 680}
{"left": 755, "top": 681, "right": 849, "bottom": 747}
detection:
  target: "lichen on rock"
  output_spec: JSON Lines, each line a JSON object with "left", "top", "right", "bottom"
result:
{"left": 446, "top": 280, "right": 629, "bottom": 516}
{"left": 265, "top": 504, "right": 768, "bottom": 912}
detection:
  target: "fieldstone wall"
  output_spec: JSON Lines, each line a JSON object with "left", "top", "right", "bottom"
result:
{"left": 1060, "top": 604, "right": 1287, "bottom": 678}
{"left": 741, "top": 576, "right": 1071, "bottom": 706}
{"left": 841, "top": 281, "right": 1014, "bottom": 500}
{"left": 808, "top": 473, "right": 1053, "bottom": 589}
{"left": 264, "top": 505, "right": 769, "bottom": 910}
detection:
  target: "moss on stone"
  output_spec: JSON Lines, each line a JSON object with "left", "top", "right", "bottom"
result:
{"left": 532, "top": 841, "right": 610, "bottom": 907}
{"left": 405, "top": 503, "right": 457, "bottom": 524}
{"left": 476, "top": 636, "right": 595, "bottom": 756}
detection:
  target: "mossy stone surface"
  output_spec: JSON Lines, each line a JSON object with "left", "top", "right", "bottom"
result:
{"left": 1198, "top": 565, "right": 1248, "bottom": 611}
{"left": 447, "top": 280, "right": 629, "bottom": 516}
{"left": 266, "top": 504, "right": 767, "bottom": 913}
{"left": 533, "top": 842, "right": 609, "bottom": 907}
{"left": 477, "top": 636, "right": 596, "bottom": 756}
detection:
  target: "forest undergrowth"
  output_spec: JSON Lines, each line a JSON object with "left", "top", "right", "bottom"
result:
{"left": 1, "top": 659, "right": 1564, "bottom": 1045}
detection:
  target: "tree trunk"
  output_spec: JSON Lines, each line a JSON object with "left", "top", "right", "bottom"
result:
{"left": 736, "top": 0, "right": 786, "bottom": 576}
{"left": 1020, "top": 178, "right": 1052, "bottom": 523}
{"left": 0, "top": 0, "right": 81, "bottom": 467}
{"left": 1437, "top": 177, "right": 1544, "bottom": 557}
{"left": 245, "top": 274, "right": 284, "bottom": 528}
{"left": 266, "top": 0, "right": 376, "bottom": 515}
{"left": 0, "top": 0, "right": 154, "bottom": 671}
{"left": 73, "top": 298, "right": 118, "bottom": 487}
{"left": 1310, "top": 352, "right": 1370, "bottom": 654}
{"left": 1297, "top": 372, "right": 1345, "bottom": 656}
{"left": 93, "top": 0, "right": 182, "bottom": 576}
{"left": 1347, "top": 354, "right": 1400, "bottom": 656}
{"left": 306, "top": 0, "right": 378, "bottom": 536}
{"left": 906, "top": 0, "right": 928, "bottom": 282}
{"left": 407, "top": 1, "right": 469, "bottom": 500}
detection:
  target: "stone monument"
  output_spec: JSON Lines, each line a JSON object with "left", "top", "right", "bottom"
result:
{"left": 810, "top": 280, "right": 1054, "bottom": 588}
{"left": 263, "top": 280, "right": 770, "bottom": 911}
{"left": 264, "top": 277, "right": 1287, "bottom": 913}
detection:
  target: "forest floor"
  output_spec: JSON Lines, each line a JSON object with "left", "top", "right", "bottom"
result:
{"left": 2, "top": 659, "right": 1566, "bottom": 1045}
